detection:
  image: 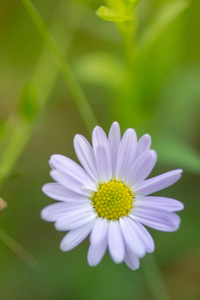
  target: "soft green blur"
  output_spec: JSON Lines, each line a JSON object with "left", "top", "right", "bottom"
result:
{"left": 0, "top": 0, "right": 200, "bottom": 299}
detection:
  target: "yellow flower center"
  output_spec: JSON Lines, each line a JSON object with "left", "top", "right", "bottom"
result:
{"left": 91, "top": 179, "right": 134, "bottom": 221}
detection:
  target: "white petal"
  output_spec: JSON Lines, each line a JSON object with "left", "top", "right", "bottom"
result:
{"left": 126, "top": 150, "right": 157, "bottom": 186}
{"left": 108, "top": 122, "right": 121, "bottom": 177}
{"left": 55, "top": 206, "right": 97, "bottom": 231}
{"left": 60, "top": 219, "right": 95, "bottom": 251}
{"left": 134, "top": 196, "right": 184, "bottom": 212}
{"left": 119, "top": 218, "right": 145, "bottom": 258}
{"left": 124, "top": 245, "right": 140, "bottom": 270}
{"left": 134, "top": 169, "right": 183, "bottom": 196}
{"left": 50, "top": 170, "right": 92, "bottom": 196}
{"left": 116, "top": 129, "right": 137, "bottom": 181}
{"left": 130, "top": 206, "right": 181, "bottom": 232}
{"left": 90, "top": 218, "right": 109, "bottom": 246}
{"left": 81, "top": 185, "right": 98, "bottom": 193}
{"left": 49, "top": 160, "right": 55, "bottom": 170}
{"left": 135, "top": 134, "right": 151, "bottom": 158}
{"left": 73, "top": 134, "right": 99, "bottom": 181}
{"left": 41, "top": 202, "right": 70, "bottom": 222}
{"left": 50, "top": 154, "right": 96, "bottom": 187}
{"left": 108, "top": 220, "right": 125, "bottom": 264}
{"left": 87, "top": 240, "right": 107, "bottom": 266}
{"left": 128, "top": 219, "right": 155, "bottom": 253}
{"left": 88, "top": 218, "right": 108, "bottom": 266}
{"left": 92, "top": 126, "right": 112, "bottom": 182}
{"left": 42, "top": 183, "right": 89, "bottom": 202}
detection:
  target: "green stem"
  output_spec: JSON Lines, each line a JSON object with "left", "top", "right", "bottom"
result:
{"left": 142, "top": 255, "right": 172, "bottom": 300}
{"left": 0, "top": 227, "right": 39, "bottom": 270}
{"left": 21, "top": 0, "right": 98, "bottom": 132}
{"left": 118, "top": 1, "right": 137, "bottom": 65}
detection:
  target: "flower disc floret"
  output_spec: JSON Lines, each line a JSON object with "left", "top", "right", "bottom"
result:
{"left": 91, "top": 179, "right": 134, "bottom": 221}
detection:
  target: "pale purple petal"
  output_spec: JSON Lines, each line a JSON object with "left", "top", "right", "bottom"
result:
{"left": 90, "top": 218, "right": 109, "bottom": 246}
{"left": 87, "top": 241, "right": 107, "bottom": 267}
{"left": 80, "top": 184, "right": 98, "bottom": 193}
{"left": 124, "top": 245, "right": 140, "bottom": 270}
{"left": 55, "top": 206, "right": 97, "bottom": 231}
{"left": 41, "top": 202, "right": 92, "bottom": 223}
{"left": 73, "top": 134, "right": 99, "bottom": 181}
{"left": 50, "top": 154, "right": 96, "bottom": 188}
{"left": 60, "top": 219, "right": 95, "bottom": 251}
{"left": 41, "top": 202, "right": 71, "bottom": 222}
{"left": 134, "top": 169, "right": 183, "bottom": 196}
{"left": 93, "top": 146, "right": 111, "bottom": 183}
{"left": 108, "top": 220, "right": 125, "bottom": 263}
{"left": 88, "top": 218, "right": 108, "bottom": 266}
{"left": 126, "top": 150, "right": 157, "bottom": 186}
{"left": 116, "top": 129, "right": 137, "bottom": 181}
{"left": 130, "top": 206, "right": 181, "bottom": 232}
{"left": 42, "top": 183, "right": 89, "bottom": 202}
{"left": 92, "top": 126, "right": 112, "bottom": 182}
{"left": 49, "top": 160, "right": 55, "bottom": 170}
{"left": 134, "top": 196, "right": 184, "bottom": 212}
{"left": 87, "top": 235, "right": 108, "bottom": 267}
{"left": 50, "top": 170, "right": 92, "bottom": 196}
{"left": 135, "top": 134, "right": 151, "bottom": 158}
{"left": 108, "top": 122, "right": 121, "bottom": 177}
{"left": 128, "top": 219, "right": 155, "bottom": 253}
{"left": 119, "top": 218, "right": 145, "bottom": 258}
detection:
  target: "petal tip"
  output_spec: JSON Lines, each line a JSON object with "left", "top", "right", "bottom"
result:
{"left": 54, "top": 223, "right": 60, "bottom": 231}
{"left": 141, "top": 133, "right": 151, "bottom": 143}
{"left": 40, "top": 207, "right": 48, "bottom": 221}
{"left": 175, "top": 168, "right": 183, "bottom": 174}
{"left": 150, "top": 149, "right": 157, "bottom": 158}
{"left": 49, "top": 170, "right": 56, "bottom": 178}
{"left": 93, "top": 125, "right": 101, "bottom": 133}
{"left": 41, "top": 185, "right": 46, "bottom": 193}
{"left": 73, "top": 134, "right": 81, "bottom": 142}
{"left": 112, "top": 256, "right": 124, "bottom": 264}
{"left": 111, "top": 121, "right": 120, "bottom": 128}
{"left": 59, "top": 241, "right": 67, "bottom": 252}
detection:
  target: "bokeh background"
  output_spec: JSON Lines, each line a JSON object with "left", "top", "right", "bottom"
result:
{"left": 0, "top": 0, "right": 200, "bottom": 299}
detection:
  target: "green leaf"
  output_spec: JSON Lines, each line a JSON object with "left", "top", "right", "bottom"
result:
{"left": 96, "top": 6, "right": 131, "bottom": 23}
{"left": 74, "top": 52, "right": 125, "bottom": 89}
{"left": 138, "top": 0, "right": 189, "bottom": 49}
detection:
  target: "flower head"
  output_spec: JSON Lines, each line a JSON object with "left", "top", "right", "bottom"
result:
{"left": 41, "top": 122, "right": 183, "bottom": 270}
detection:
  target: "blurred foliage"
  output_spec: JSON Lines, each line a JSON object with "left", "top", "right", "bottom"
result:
{"left": 0, "top": 0, "right": 200, "bottom": 299}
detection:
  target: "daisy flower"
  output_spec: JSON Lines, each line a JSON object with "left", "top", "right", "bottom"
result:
{"left": 41, "top": 122, "right": 184, "bottom": 270}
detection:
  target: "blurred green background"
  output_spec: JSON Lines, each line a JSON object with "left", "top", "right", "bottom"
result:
{"left": 0, "top": 0, "right": 200, "bottom": 299}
